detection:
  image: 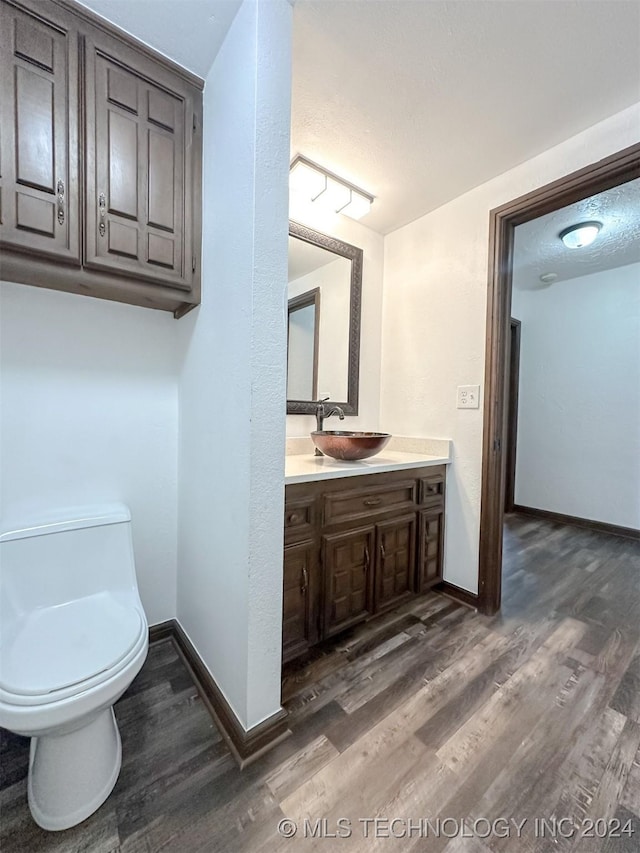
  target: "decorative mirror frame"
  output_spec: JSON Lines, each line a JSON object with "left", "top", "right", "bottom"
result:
{"left": 287, "top": 221, "right": 363, "bottom": 415}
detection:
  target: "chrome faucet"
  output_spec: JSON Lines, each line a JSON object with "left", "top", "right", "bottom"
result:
{"left": 314, "top": 398, "right": 345, "bottom": 455}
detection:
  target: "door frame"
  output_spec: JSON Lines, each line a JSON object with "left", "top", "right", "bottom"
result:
{"left": 504, "top": 318, "right": 521, "bottom": 515}
{"left": 478, "top": 142, "right": 640, "bottom": 615}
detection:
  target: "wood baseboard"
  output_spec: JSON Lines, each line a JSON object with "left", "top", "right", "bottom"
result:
{"left": 148, "top": 619, "right": 291, "bottom": 768}
{"left": 435, "top": 581, "right": 480, "bottom": 610}
{"left": 512, "top": 505, "right": 640, "bottom": 541}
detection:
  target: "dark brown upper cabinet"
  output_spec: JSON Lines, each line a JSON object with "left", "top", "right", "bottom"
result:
{"left": 0, "top": 0, "right": 80, "bottom": 264}
{"left": 0, "top": 0, "right": 203, "bottom": 317}
{"left": 84, "top": 31, "right": 195, "bottom": 291}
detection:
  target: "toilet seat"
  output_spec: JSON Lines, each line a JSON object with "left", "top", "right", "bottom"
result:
{"left": 0, "top": 592, "right": 144, "bottom": 706}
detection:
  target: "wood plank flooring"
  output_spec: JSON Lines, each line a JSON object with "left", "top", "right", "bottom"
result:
{"left": 1, "top": 514, "right": 639, "bottom": 852}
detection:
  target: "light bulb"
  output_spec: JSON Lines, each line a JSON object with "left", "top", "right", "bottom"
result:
{"left": 289, "top": 160, "right": 326, "bottom": 200}
{"left": 339, "top": 190, "right": 372, "bottom": 220}
{"left": 559, "top": 221, "right": 602, "bottom": 249}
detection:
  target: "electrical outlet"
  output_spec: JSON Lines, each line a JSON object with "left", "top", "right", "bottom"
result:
{"left": 457, "top": 385, "right": 480, "bottom": 409}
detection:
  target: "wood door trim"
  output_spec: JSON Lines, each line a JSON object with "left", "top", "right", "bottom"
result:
{"left": 504, "top": 318, "right": 521, "bottom": 514}
{"left": 479, "top": 141, "right": 640, "bottom": 615}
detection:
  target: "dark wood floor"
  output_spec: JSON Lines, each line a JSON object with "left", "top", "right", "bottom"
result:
{"left": 1, "top": 514, "right": 639, "bottom": 852}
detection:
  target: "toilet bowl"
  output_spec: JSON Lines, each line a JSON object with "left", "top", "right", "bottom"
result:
{"left": 0, "top": 504, "right": 148, "bottom": 831}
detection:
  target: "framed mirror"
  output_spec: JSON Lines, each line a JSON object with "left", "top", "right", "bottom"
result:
{"left": 287, "top": 221, "right": 363, "bottom": 415}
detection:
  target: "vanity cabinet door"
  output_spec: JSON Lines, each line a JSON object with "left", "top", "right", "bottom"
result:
{"left": 0, "top": 0, "right": 80, "bottom": 263}
{"left": 374, "top": 514, "right": 416, "bottom": 612}
{"left": 282, "top": 540, "right": 318, "bottom": 663}
{"left": 84, "top": 31, "right": 196, "bottom": 291}
{"left": 323, "top": 526, "right": 375, "bottom": 638}
{"left": 417, "top": 507, "right": 444, "bottom": 592}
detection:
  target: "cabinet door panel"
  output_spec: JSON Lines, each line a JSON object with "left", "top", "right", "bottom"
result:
{"left": 0, "top": 2, "right": 79, "bottom": 262}
{"left": 85, "top": 39, "right": 192, "bottom": 290}
{"left": 323, "top": 526, "right": 374, "bottom": 637}
{"left": 16, "top": 67, "right": 54, "bottom": 191}
{"left": 148, "top": 130, "right": 175, "bottom": 230}
{"left": 375, "top": 514, "right": 416, "bottom": 612}
{"left": 283, "top": 540, "right": 317, "bottom": 663}
{"left": 108, "top": 110, "right": 138, "bottom": 219}
{"left": 417, "top": 507, "right": 444, "bottom": 592}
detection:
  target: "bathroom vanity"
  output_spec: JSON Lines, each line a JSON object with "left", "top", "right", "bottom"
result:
{"left": 283, "top": 452, "right": 449, "bottom": 662}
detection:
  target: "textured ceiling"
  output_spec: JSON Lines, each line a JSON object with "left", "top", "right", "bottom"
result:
{"left": 77, "top": 0, "right": 241, "bottom": 78}
{"left": 513, "top": 178, "right": 640, "bottom": 291}
{"left": 291, "top": 0, "right": 640, "bottom": 235}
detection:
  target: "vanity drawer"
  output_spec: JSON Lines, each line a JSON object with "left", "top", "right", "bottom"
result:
{"left": 419, "top": 473, "right": 445, "bottom": 506}
{"left": 284, "top": 497, "right": 316, "bottom": 544}
{"left": 323, "top": 480, "right": 417, "bottom": 526}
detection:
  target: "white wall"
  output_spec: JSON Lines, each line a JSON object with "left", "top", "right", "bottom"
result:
{"left": 380, "top": 103, "right": 640, "bottom": 593}
{"left": 511, "top": 263, "right": 640, "bottom": 528}
{"left": 177, "top": 0, "right": 292, "bottom": 730}
{"left": 0, "top": 282, "right": 179, "bottom": 624}
{"left": 287, "top": 198, "right": 385, "bottom": 436}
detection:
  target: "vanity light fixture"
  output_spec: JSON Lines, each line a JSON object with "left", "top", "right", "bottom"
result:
{"left": 289, "top": 155, "right": 374, "bottom": 220}
{"left": 558, "top": 221, "right": 602, "bottom": 249}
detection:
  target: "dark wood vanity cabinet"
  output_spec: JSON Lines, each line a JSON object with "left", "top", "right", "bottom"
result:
{"left": 282, "top": 466, "right": 446, "bottom": 662}
{"left": 0, "top": 0, "right": 203, "bottom": 317}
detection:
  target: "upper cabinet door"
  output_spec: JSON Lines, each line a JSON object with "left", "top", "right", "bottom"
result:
{"left": 84, "top": 33, "right": 196, "bottom": 291}
{"left": 0, "top": 1, "right": 79, "bottom": 263}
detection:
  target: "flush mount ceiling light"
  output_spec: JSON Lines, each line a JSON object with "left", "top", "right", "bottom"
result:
{"left": 289, "top": 155, "right": 374, "bottom": 220}
{"left": 558, "top": 221, "right": 602, "bottom": 249}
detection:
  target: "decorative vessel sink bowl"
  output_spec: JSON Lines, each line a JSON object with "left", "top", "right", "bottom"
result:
{"left": 311, "top": 431, "right": 392, "bottom": 461}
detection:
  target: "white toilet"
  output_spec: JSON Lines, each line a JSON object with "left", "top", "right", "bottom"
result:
{"left": 0, "top": 504, "right": 148, "bottom": 831}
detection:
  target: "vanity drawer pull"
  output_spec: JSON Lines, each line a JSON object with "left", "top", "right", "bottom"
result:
{"left": 364, "top": 498, "right": 382, "bottom": 507}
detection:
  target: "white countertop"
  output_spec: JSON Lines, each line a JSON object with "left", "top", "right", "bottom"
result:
{"left": 285, "top": 450, "right": 450, "bottom": 485}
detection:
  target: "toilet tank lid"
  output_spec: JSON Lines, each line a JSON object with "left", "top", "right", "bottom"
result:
{"left": 0, "top": 504, "right": 131, "bottom": 543}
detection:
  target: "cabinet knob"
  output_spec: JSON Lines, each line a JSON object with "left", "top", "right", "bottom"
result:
{"left": 56, "top": 180, "right": 65, "bottom": 225}
{"left": 288, "top": 513, "right": 299, "bottom": 524}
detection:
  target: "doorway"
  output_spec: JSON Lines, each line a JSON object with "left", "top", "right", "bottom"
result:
{"left": 477, "top": 142, "right": 640, "bottom": 615}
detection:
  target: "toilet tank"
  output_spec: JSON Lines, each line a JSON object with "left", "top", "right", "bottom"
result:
{"left": 0, "top": 504, "right": 142, "bottom": 624}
